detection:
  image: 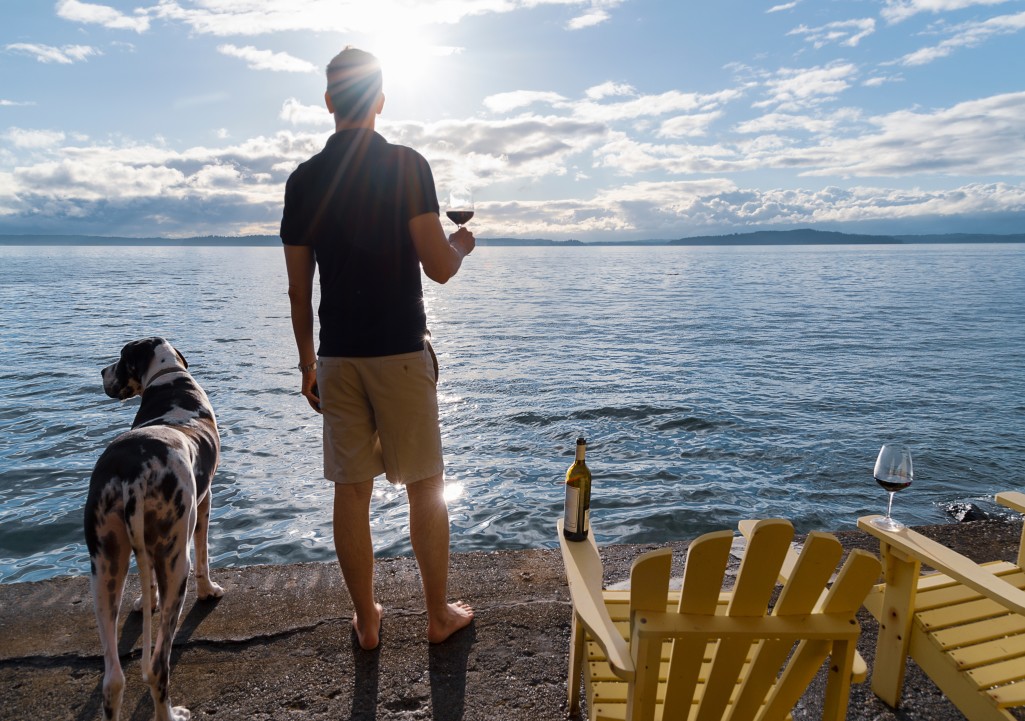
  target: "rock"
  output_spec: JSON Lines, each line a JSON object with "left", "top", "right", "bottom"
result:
{"left": 943, "top": 501, "right": 993, "bottom": 522}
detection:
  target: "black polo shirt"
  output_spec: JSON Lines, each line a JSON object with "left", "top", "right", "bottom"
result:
{"left": 280, "top": 129, "right": 440, "bottom": 357}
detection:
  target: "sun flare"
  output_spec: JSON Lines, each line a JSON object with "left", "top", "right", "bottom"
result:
{"left": 363, "top": 25, "right": 457, "bottom": 94}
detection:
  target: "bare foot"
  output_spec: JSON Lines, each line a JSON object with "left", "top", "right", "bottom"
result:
{"left": 352, "top": 603, "right": 383, "bottom": 650}
{"left": 427, "top": 601, "right": 474, "bottom": 644}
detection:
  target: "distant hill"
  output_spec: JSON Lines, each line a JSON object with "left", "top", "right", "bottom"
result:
{"left": 669, "top": 229, "right": 1025, "bottom": 246}
{"left": 0, "top": 234, "right": 282, "bottom": 246}
{"left": 475, "top": 237, "right": 584, "bottom": 246}
{"left": 1, "top": 229, "right": 1022, "bottom": 246}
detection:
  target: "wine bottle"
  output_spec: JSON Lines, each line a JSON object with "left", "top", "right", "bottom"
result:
{"left": 563, "top": 437, "right": 592, "bottom": 541}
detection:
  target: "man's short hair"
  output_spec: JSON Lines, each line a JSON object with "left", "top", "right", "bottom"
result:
{"left": 326, "top": 47, "right": 383, "bottom": 122}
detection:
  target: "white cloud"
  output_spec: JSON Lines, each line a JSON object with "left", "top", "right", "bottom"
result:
{"left": 734, "top": 109, "right": 860, "bottom": 135}
{"left": 657, "top": 112, "right": 723, "bottom": 138}
{"left": 483, "top": 91, "right": 568, "bottom": 113}
{"left": 881, "top": 0, "right": 1013, "bottom": 23}
{"left": 2, "top": 120, "right": 1022, "bottom": 237}
{"left": 1, "top": 99, "right": 36, "bottom": 107}
{"left": 768, "top": 2, "right": 800, "bottom": 13}
{"left": 788, "top": 18, "right": 876, "bottom": 48}
{"left": 863, "top": 74, "right": 904, "bottom": 87}
{"left": 148, "top": 0, "right": 621, "bottom": 36}
{"left": 387, "top": 114, "right": 610, "bottom": 189}
{"left": 802, "top": 91, "right": 1025, "bottom": 177}
{"left": 4, "top": 128, "right": 67, "bottom": 149}
{"left": 585, "top": 82, "right": 636, "bottom": 100}
{"left": 217, "top": 44, "right": 320, "bottom": 73}
{"left": 754, "top": 63, "right": 859, "bottom": 110}
{"left": 280, "top": 98, "right": 333, "bottom": 127}
{"left": 568, "top": 10, "right": 610, "bottom": 29}
{"left": 5, "top": 43, "right": 100, "bottom": 64}
{"left": 56, "top": 0, "right": 150, "bottom": 32}
{"left": 573, "top": 88, "right": 744, "bottom": 123}
{"left": 468, "top": 180, "right": 1025, "bottom": 238}
{"left": 896, "top": 10, "right": 1025, "bottom": 65}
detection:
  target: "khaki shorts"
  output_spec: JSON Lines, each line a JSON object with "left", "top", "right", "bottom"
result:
{"left": 317, "top": 343, "right": 443, "bottom": 485}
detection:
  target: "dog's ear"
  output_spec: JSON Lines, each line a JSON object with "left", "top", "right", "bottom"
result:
{"left": 122, "top": 338, "right": 158, "bottom": 380}
{"left": 174, "top": 347, "right": 189, "bottom": 369}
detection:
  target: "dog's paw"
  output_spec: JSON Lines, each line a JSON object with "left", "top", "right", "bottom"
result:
{"left": 170, "top": 705, "right": 191, "bottom": 721}
{"left": 196, "top": 580, "right": 225, "bottom": 601}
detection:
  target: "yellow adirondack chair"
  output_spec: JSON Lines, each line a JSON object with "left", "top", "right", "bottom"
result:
{"left": 857, "top": 491, "right": 1025, "bottom": 721}
{"left": 558, "top": 517, "right": 881, "bottom": 721}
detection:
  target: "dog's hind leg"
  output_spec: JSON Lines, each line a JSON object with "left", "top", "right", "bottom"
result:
{"left": 193, "top": 491, "right": 224, "bottom": 601}
{"left": 132, "top": 567, "right": 159, "bottom": 614}
{"left": 89, "top": 521, "right": 131, "bottom": 721}
{"left": 147, "top": 500, "right": 196, "bottom": 721}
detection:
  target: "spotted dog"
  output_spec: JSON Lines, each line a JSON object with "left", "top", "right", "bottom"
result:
{"left": 85, "top": 337, "right": 224, "bottom": 721}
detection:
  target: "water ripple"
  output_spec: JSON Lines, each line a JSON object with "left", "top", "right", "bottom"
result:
{"left": 2, "top": 244, "right": 1024, "bottom": 582}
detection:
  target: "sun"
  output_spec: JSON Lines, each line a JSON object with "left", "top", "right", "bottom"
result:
{"left": 363, "top": 25, "right": 454, "bottom": 95}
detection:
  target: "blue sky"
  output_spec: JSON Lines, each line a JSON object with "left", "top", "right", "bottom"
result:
{"left": 2, "top": 0, "right": 1024, "bottom": 240}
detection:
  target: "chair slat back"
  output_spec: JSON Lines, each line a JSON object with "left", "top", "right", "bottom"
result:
{"left": 622, "top": 520, "right": 880, "bottom": 721}
{"left": 728, "top": 531, "right": 843, "bottom": 720}
{"left": 694, "top": 520, "right": 793, "bottom": 721}
{"left": 663, "top": 530, "right": 735, "bottom": 720}
{"left": 759, "top": 550, "right": 881, "bottom": 721}
{"left": 628, "top": 549, "right": 673, "bottom": 721}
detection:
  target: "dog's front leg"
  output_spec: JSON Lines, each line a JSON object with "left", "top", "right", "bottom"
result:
{"left": 193, "top": 491, "right": 224, "bottom": 601}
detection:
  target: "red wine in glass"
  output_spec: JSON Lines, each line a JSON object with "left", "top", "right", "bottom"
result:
{"left": 870, "top": 444, "right": 913, "bottom": 531}
{"left": 446, "top": 210, "right": 474, "bottom": 226}
{"left": 446, "top": 187, "right": 474, "bottom": 228}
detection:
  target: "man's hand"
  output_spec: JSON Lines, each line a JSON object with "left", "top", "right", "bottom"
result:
{"left": 301, "top": 370, "right": 322, "bottom": 414}
{"left": 449, "top": 226, "right": 475, "bottom": 258}
{"left": 410, "top": 212, "right": 473, "bottom": 283}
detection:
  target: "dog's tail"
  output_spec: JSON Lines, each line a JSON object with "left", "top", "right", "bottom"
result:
{"left": 124, "top": 482, "right": 155, "bottom": 683}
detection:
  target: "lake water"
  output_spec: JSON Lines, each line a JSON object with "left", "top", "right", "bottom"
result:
{"left": 2, "top": 243, "right": 1023, "bottom": 583}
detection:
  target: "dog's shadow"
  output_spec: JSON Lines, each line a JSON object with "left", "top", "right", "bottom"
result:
{"left": 74, "top": 595, "right": 223, "bottom": 721}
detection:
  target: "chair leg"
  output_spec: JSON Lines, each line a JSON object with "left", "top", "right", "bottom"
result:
{"left": 821, "top": 639, "right": 856, "bottom": 721}
{"left": 871, "top": 542, "right": 920, "bottom": 708}
{"left": 568, "top": 612, "right": 586, "bottom": 716}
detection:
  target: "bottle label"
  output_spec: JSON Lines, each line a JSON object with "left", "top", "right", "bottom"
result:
{"left": 564, "top": 486, "right": 581, "bottom": 533}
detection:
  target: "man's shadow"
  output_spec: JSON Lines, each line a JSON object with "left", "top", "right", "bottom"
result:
{"left": 428, "top": 623, "right": 476, "bottom": 721}
{"left": 348, "top": 631, "right": 381, "bottom": 721}
{"left": 347, "top": 621, "right": 475, "bottom": 721}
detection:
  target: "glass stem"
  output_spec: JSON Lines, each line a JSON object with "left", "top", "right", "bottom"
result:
{"left": 885, "top": 491, "right": 895, "bottom": 520}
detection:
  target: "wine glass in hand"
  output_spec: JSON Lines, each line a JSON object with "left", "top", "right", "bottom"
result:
{"left": 445, "top": 187, "right": 474, "bottom": 228}
{"left": 870, "top": 444, "right": 913, "bottom": 531}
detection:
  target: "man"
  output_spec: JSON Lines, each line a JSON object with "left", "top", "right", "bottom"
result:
{"left": 281, "top": 47, "right": 475, "bottom": 650}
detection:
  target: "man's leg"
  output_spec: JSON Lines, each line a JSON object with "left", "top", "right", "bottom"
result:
{"left": 333, "top": 480, "right": 383, "bottom": 650}
{"left": 405, "top": 474, "right": 474, "bottom": 643}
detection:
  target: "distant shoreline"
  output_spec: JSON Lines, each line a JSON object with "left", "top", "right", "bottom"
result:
{"left": 1, "top": 229, "right": 1023, "bottom": 247}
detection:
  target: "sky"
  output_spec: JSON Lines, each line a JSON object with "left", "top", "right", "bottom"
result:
{"left": 2, "top": 0, "right": 1024, "bottom": 241}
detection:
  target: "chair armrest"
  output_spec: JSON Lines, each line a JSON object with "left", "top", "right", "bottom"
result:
{"left": 557, "top": 519, "right": 635, "bottom": 680}
{"left": 858, "top": 515, "right": 1025, "bottom": 616}
{"left": 997, "top": 491, "right": 1025, "bottom": 514}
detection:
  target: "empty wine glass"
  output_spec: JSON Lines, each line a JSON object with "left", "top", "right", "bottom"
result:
{"left": 445, "top": 186, "right": 474, "bottom": 228}
{"left": 870, "top": 444, "right": 913, "bottom": 531}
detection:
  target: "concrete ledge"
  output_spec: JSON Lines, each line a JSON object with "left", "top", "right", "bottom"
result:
{"left": 2, "top": 518, "right": 1020, "bottom": 720}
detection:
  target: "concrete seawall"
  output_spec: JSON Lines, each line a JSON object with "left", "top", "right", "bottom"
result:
{"left": 2, "top": 517, "right": 1020, "bottom": 720}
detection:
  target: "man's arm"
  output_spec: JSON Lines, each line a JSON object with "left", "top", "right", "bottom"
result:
{"left": 409, "top": 212, "right": 475, "bottom": 284}
{"left": 283, "top": 244, "right": 321, "bottom": 413}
